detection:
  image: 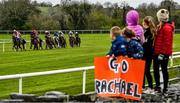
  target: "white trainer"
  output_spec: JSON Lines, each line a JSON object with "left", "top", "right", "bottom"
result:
{"left": 143, "top": 88, "right": 155, "bottom": 94}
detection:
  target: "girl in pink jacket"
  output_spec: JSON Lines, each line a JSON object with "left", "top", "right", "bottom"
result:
{"left": 126, "top": 10, "right": 145, "bottom": 45}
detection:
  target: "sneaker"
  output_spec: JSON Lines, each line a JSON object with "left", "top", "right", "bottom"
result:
{"left": 163, "top": 89, "right": 168, "bottom": 96}
{"left": 143, "top": 88, "right": 154, "bottom": 94}
{"left": 142, "top": 88, "right": 146, "bottom": 91}
{"left": 154, "top": 87, "right": 161, "bottom": 93}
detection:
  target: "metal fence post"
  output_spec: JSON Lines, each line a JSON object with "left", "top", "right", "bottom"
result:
{"left": 19, "top": 77, "right": 22, "bottom": 94}
{"left": 91, "top": 30, "right": 93, "bottom": 34}
{"left": 178, "top": 67, "right": 180, "bottom": 79}
{"left": 82, "top": 70, "right": 86, "bottom": 94}
{"left": 170, "top": 55, "right": 173, "bottom": 67}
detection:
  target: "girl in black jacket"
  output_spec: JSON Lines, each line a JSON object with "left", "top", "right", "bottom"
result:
{"left": 142, "top": 16, "right": 156, "bottom": 94}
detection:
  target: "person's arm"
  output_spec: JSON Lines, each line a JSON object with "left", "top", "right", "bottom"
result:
{"left": 133, "top": 42, "right": 144, "bottom": 59}
{"left": 107, "top": 42, "right": 118, "bottom": 56}
{"left": 137, "top": 25, "right": 145, "bottom": 45}
{"left": 107, "top": 46, "right": 113, "bottom": 56}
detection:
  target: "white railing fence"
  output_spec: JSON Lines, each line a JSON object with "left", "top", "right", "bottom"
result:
{"left": 170, "top": 52, "right": 180, "bottom": 66}
{"left": 0, "top": 66, "right": 94, "bottom": 95}
{"left": 0, "top": 53, "right": 179, "bottom": 95}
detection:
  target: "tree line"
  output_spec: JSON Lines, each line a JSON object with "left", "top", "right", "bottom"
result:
{"left": 0, "top": 0, "right": 179, "bottom": 30}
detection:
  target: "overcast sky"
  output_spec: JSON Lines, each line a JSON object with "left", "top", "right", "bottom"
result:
{"left": 32, "top": 0, "right": 180, "bottom": 8}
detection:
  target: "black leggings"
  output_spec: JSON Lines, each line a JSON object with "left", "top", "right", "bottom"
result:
{"left": 153, "top": 55, "right": 169, "bottom": 90}
{"left": 143, "top": 56, "right": 153, "bottom": 89}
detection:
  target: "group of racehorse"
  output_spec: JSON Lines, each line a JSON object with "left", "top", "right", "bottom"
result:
{"left": 12, "top": 30, "right": 81, "bottom": 51}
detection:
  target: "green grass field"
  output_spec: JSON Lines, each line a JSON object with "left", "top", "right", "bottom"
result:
{"left": 0, "top": 34, "right": 180, "bottom": 99}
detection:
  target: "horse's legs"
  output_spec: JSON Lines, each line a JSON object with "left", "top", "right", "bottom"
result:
{"left": 46, "top": 43, "right": 48, "bottom": 49}
{"left": 33, "top": 44, "right": 36, "bottom": 50}
{"left": 19, "top": 45, "right": 22, "bottom": 51}
{"left": 33, "top": 43, "right": 37, "bottom": 50}
{"left": 39, "top": 42, "right": 43, "bottom": 50}
{"left": 16, "top": 43, "right": 20, "bottom": 51}
{"left": 30, "top": 42, "right": 32, "bottom": 49}
{"left": 34, "top": 44, "right": 36, "bottom": 50}
{"left": 53, "top": 43, "right": 56, "bottom": 48}
{"left": 17, "top": 43, "right": 20, "bottom": 51}
{"left": 70, "top": 41, "right": 73, "bottom": 48}
{"left": 57, "top": 41, "right": 60, "bottom": 48}
{"left": 72, "top": 41, "right": 74, "bottom": 47}
{"left": 12, "top": 44, "right": 16, "bottom": 50}
{"left": 22, "top": 44, "right": 26, "bottom": 50}
{"left": 36, "top": 45, "right": 38, "bottom": 50}
{"left": 50, "top": 44, "right": 53, "bottom": 49}
{"left": 52, "top": 41, "right": 56, "bottom": 48}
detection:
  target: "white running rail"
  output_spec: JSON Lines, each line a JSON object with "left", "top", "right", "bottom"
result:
{"left": 0, "top": 66, "right": 94, "bottom": 94}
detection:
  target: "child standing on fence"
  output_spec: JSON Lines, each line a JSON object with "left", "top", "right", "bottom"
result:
{"left": 142, "top": 16, "right": 156, "bottom": 94}
{"left": 123, "top": 27, "right": 144, "bottom": 59}
{"left": 106, "top": 26, "right": 127, "bottom": 57}
{"left": 153, "top": 9, "right": 174, "bottom": 94}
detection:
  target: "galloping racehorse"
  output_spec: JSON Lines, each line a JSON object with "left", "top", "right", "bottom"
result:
{"left": 30, "top": 30, "right": 43, "bottom": 50}
{"left": 53, "top": 32, "right": 60, "bottom": 48}
{"left": 45, "top": 31, "right": 56, "bottom": 49}
{"left": 59, "top": 33, "right": 67, "bottom": 48}
{"left": 33, "top": 37, "right": 43, "bottom": 50}
{"left": 75, "top": 32, "right": 81, "bottom": 47}
{"left": 12, "top": 30, "right": 26, "bottom": 51}
{"left": 68, "top": 31, "right": 76, "bottom": 48}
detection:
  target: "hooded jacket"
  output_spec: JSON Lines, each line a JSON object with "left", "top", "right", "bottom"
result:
{"left": 126, "top": 10, "right": 145, "bottom": 45}
{"left": 154, "top": 22, "right": 175, "bottom": 56}
{"left": 107, "top": 36, "right": 127, "bottom": 57}
{"left": 126, "top": 39, "right": 144, "bottom": 59}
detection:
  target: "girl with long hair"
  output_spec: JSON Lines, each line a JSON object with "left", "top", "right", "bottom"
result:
{"left": 142, "top": 16, "right": 156, "bottom": 94}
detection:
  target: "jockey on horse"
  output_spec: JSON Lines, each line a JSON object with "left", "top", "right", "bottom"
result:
{"left": 45, "top": 31, "right": 51, "bottom": 39}
{"left": 75, "top": 32, "right": 81, "bottom": 47}
{"left": 30, "top": 30, "right": 37, "bottom": 48}
{"left": 13, "top": 29, "right": 21, "bottom": 40}
{"left": 58, "top": 31, "right": 66, "bottom": 48}
{"left": 30, "top": 29, "right": 42, "bottom": 50}
{"left": 68, "top": 31, "right": 76, "bottom": 47}
{"left": 45, "top": 31, "right": 56, "bottom": 49}
{"left": 59, "top": 31, "right": 64, "bottom": 37}
{"left": 53, "top": 31, "right": 60, "bottom": 47}
{"left": 12, "top": 29, "right": 26, "bottom": 51}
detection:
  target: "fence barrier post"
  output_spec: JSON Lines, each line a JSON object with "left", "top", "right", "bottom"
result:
{"left": 82, "top": 70, "right": 86, "bottom": 94}
{"left": 178, "top": 67, "right": 180, "bottom": 79}
{"left": 170, "top": 55, "right": 173, "bottom": 67}
{"left": 19, "top": 77, "right": 22, "bottom": 94}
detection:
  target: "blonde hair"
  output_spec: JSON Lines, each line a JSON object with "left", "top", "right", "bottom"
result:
{"left": 110, "top": 26, "right": 121, "bottom": 37}
{"left": 143, "top": 16, "right": 156, "bottom": 38}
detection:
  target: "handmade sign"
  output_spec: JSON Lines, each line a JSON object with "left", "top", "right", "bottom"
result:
{"left": 94, "top": 56, "right": 145, "bottom": 100}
